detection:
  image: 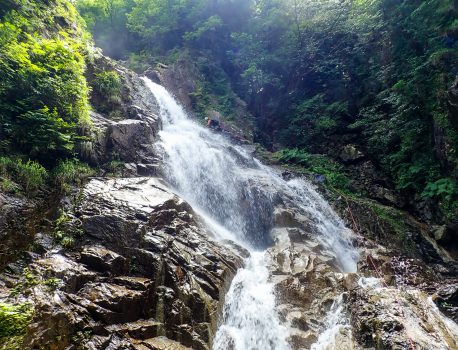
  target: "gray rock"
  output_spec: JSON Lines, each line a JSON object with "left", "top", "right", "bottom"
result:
{"left": 13, "top": 178, "right": 243, "bottom": 349}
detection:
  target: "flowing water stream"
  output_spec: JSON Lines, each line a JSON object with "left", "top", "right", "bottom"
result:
{"left": 142, "top": 77, "right": 359, "bottom": 349}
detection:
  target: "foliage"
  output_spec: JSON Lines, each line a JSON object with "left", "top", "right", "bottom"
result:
{"left": 367, "top": 201, "right": 417, "bottom": 254}
{"left": 105, "top": 160, "right": 125, "bottom": 176}
{"left": 0, "top": 0, "right": 91, "bottom": 163}
{"left": 274, "top": 148, "right": 351, "bottom": 191}
{"left": 53, "top": 210, "right": 83, "bottom": 248}
{"left": 427, "top": 180, "right": 458, "bottom": 219}
{"left": 52, "top": 159, "right": 95, "bottom": 192}
{"left": 16, "top": 160, "right": 48, "bottom": 193}
{"left": 92, "top": 70, "right": 122, "bottom": 101}
{"left": 0, "top": 302, "right": 33, "bottom": 348}
{"left": 0, "top": 156, "right": 48, "bottom": 195}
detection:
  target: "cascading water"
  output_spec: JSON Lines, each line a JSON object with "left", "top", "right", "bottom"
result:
{"left": 310, "top": 294, "right": 352, "bottom": 350}
{"left": 213, "top": 252, "right": 291, "bottom": 350}
{"left": 142, "top": 77, "right": 359, "bottom": 349}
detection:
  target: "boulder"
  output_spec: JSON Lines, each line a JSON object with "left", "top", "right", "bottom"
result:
{"left": 15, "top": 177, "right": 243, "bottom": 349}
{"left": 82, "top": 56, "right": 161, "bottom": 170}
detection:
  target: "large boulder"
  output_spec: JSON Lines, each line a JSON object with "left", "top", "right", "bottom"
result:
{"left": 11, "top": 177, "right": 243, "bottom": 350}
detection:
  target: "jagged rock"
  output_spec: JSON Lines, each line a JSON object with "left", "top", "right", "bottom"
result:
{"left": 107, "top": 120, "right": 157, "bottom": 163}
{"left": 15, "top": 177, "right": 242, "bottom": 349}
{"left": 349, "top": 285, "right": 458, "bottom": 350}
{"left": 83, "top": 55, "right": 161, "bottom": 169}
{"left": 80, "top": 246, "right": 128, "bottom": 275}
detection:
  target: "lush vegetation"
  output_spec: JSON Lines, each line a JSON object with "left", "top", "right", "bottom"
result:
{"left": 76, "top": 0, "right": 458, "bottom": 220}
{"left": 0, "top": 0, "right": 98, "bottom": 199}
{"left": 274, "top": 148, "right": 351, "bottom": 192}
{"left": 0, "top": 155, "right": 93, "bottom": 197}
{"left": 0, "top": 0, "right": 91, "bottom": 165}
{"left": 0, "top": 302, "right": 33, "bottom": 350}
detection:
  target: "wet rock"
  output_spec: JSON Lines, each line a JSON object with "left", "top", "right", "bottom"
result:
{"left": 11, "top": 177, "right": 242, "bottom": 349}
{"left": 143, "top": 67, "right": 161, "bottom": 84}
{"left": 137, "top": 163, "right": 158, "bottom": 176}
{"left": 349, "top": 286, "right": 458, "bottom": 350}
{"left": 0, "top": 193, "right": 40, "bottom": 268}
{"left": 80, "top": 246, "right": 128, "bottom": 275}
{"left": 267, "top": 204, "right": 350, "bottom": 347}
{"left": 434, "top": 283, "right": 458, "bottom": 323}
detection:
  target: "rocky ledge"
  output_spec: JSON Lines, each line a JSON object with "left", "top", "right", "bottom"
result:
{"left": 257, "top": 176, "right": 458, "bottom": 349}
{"left": 0, "top": 177, "right": 243, "bottom": 349}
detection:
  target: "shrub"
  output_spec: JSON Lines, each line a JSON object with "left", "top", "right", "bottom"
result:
{"left": 0, "top": 157, "right": 48, "bottom": 195}
{"left": 422, "top": 178, "right": 458, "bottom": 201}
{"left": 15, "top": 159, "right": 47, "bottom": 193}
{"left": 0, "top": 0, "right": 90, "bottom": 162}
{"left": 53, "top": 159, "right": 95, "bottom": 191}
{"left": 274, "top": 148, "right": 351, "bottom": 191}
{"left": 92, "top": 71, "right": 122, "bottom": 101}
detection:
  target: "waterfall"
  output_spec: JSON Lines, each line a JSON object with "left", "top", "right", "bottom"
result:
{"left": 142, "top": 77, "right": 359, "bottom": 349}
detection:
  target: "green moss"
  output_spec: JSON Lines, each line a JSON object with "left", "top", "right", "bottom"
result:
{"left": 366, "top": 201, "right": 417, "bottom": 254}
{"left": 0, "top": 303, "right": 33, "bottom": 349}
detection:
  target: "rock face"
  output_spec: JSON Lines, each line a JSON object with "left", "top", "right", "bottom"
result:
{"left": 0, "top": 193, "right": 42, "bottom": 268}
{"left": 266, "top": 202, "right": 351, "bottom": 348}
{"left": 350, "top": 285, "right": 458, "bottom": 350}
{"left": 145, "top": 57, "right": 255, "bottom": 143}
{"left": 9, "top": 178, "right": 242, "bottom": 349}
{"left": 83, "top": 55, "right": 161, "bottom": 173}
{"left": 257, "top": 172, "right": 458, "bottom": 350}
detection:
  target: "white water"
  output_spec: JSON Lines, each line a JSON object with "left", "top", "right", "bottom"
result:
{"left": 142, "top": 77, "right": 359, "bottom": 349}
{"left": 310, "top": 295, "right": 353, "bottom": 350}
{"left": 213, "top": 252, "right": 290, "bottom": 350}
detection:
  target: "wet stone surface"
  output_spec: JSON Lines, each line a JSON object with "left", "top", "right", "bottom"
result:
{"left": 2, "top": 177, "right": 242, "bottom": 350}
